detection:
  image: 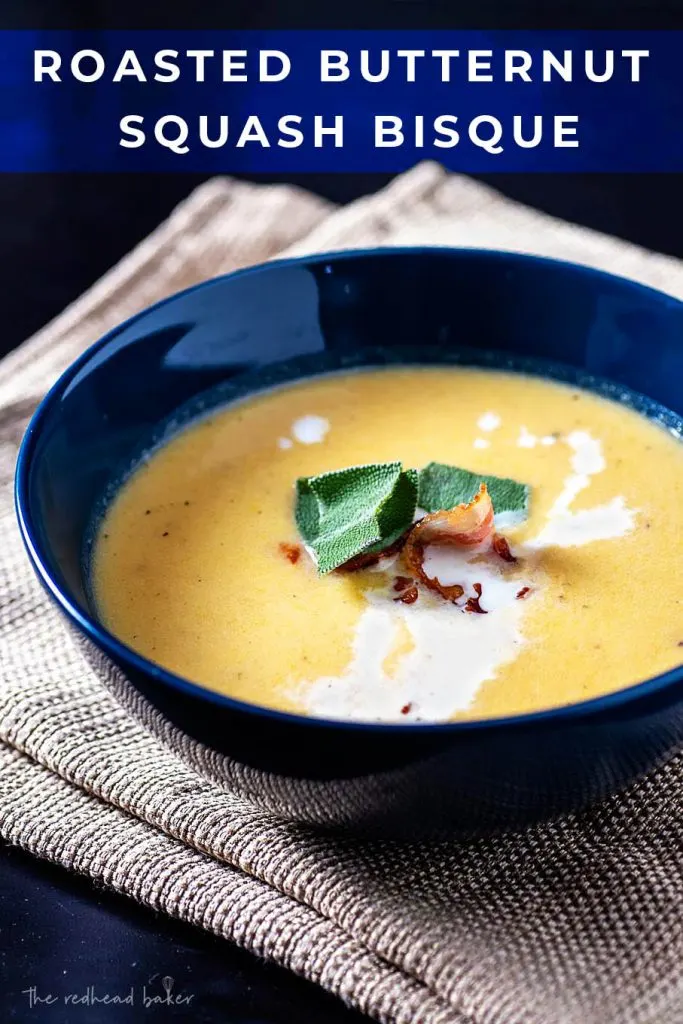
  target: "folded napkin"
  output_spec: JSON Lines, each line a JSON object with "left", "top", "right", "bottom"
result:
{"left": 2, "top": 163, "right": 683, "bottom": 1024}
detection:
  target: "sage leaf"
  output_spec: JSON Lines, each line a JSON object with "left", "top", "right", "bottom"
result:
{"left": 418, "top": 462, "right": 529, "bottom": 518}
{"left": 296, "top": 462, "right": 418, "bottom": 574}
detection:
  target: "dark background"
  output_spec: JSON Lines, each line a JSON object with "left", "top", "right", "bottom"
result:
{"left": 3, "top": 171, "right": 683, "bottom": 358}
{"left": 3, "top": 2, "right": 683, "bottom": 1023}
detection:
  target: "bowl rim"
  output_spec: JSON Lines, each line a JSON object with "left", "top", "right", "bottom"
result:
{"left": 14, "top": 243, "right": 683, "bottom": 735}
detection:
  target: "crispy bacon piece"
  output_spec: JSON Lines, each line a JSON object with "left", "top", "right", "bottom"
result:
{"left": 279, "top": 541, "right": 301, "bottom": 564}
{"left": 394, "top": 584, "right": 419, "bottom": 605}
{"left": 516, "top": 586, "right": 531, "bottom": 600}
{"left": 336, "top": 531, "right": 409, "bottom": 573}
{"left": 465, "top": 582, "right": 487, "bottom": 614}
{"left": 402, "top": 484, "right": 494, "bottom": 600}
{"left": 492, "top": 534, "right": 516, "bottom": 563}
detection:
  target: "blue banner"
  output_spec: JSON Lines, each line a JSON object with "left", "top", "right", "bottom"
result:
{"left": 0, "top": 30, "right": 680, "bottom": 171}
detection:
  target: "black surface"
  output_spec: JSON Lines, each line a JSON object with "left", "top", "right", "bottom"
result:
{"left": 0, "top": 841, "right": 364, "bottom": 1023}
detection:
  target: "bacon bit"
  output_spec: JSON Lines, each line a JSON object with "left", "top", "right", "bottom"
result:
{"left": 279, "top": 542, "right": 301, "bottom": 564}
{"left": 465, "top": 582, "right": 487, "bottom": 614}
{"left": 337, "top": 531, "right": 408, "bottom": 573}
{"left": 401, "top": 703, "right": 413, "bottom": 715}
{"left": 393, "top": 575, "right": 413, "bottom": 592}
{"left": 492, "top": 534, "right": 517, "bottom": 563}
{"left": 394, "top": 584, "right": 419, "bottom": 605}
{"left": 516, "top": 586, "right": 531, "bottom": 600}
{"left": 403, "top": 484, "right": 494, "bottom": 600}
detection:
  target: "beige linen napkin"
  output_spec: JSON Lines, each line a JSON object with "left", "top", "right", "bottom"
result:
{"left": 2, "top": 163, "right": 683, "bottom": 1024}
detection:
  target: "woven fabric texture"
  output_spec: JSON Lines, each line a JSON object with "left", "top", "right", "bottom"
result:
{"left": 1, "top": 162, "right": 682, "bottom": 1024}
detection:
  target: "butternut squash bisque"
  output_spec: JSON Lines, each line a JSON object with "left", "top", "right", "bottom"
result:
{"left": 92, "top": 367, "right": 683, "bottom": 722}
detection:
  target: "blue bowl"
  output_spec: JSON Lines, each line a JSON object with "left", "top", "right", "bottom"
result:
{"left": 15, "top": 247, "right": 683, "bottom": 835}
